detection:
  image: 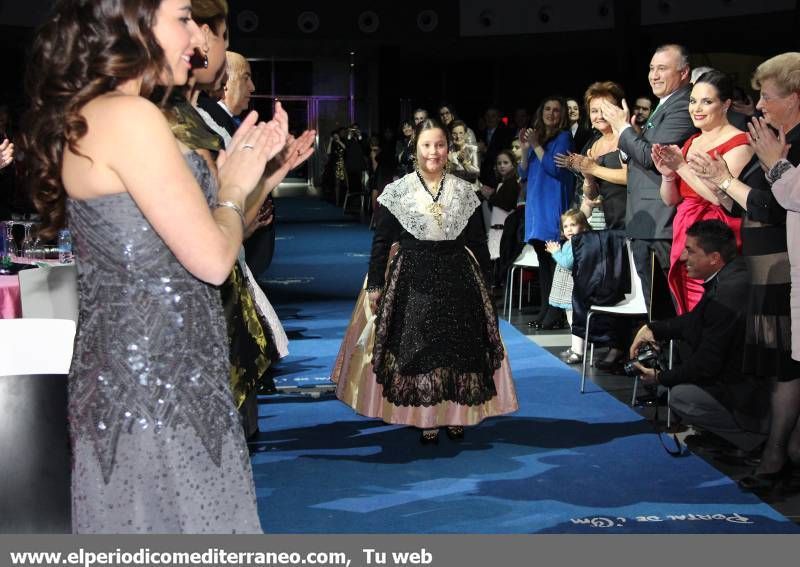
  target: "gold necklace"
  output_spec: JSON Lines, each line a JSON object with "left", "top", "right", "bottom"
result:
{"left": 416, "top": 170, "right": 446, "bottom": 230}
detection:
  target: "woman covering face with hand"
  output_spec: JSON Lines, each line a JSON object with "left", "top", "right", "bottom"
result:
{"left": 20, "top": 0, "right": 288, "bottom": 533}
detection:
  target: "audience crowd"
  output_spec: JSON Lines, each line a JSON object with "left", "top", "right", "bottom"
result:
{"left": 319, "top": 45, "right": 800, "bottom": 493}
{"left": 4, "top": 34, "right": 800, "bottom": 499}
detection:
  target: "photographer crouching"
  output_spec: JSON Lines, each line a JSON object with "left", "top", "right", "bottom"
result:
{"left": 628, "top": 219, "right": 767, "bottom": 456}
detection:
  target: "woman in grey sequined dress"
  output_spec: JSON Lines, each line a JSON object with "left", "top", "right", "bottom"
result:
{"left": 20, "top": 0, "right": 288, "bottom": 533}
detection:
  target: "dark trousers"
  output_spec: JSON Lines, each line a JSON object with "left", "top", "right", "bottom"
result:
{"left": 346, "top": 168, "right": 365, "bottom": 196}
{"left": 669, "top": 384, "right": 767, "bottom": 452}
{"left": 531, "top": 239, "right": 558, "bottom": 318}
{"left": 630, "top": 238, "right": 675, "bottom": 321}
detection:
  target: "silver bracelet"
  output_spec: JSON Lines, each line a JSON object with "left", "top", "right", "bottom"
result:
{"left": 766, "top": 159, "right": 792, "bottom": 185}
{"left": 214, "top": 200, "right": 246, "bottom": 230}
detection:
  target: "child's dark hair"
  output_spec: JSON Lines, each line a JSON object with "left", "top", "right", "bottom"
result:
{"left": 495, "top": 149, "right": 518, "bottom": 176}
{"left": 561, "top": 208, "right": 591, "bottom": 237}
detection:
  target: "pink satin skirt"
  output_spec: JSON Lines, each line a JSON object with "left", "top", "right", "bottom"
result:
{"left": 331, "top": 281, "right": 519, "bottom": 429}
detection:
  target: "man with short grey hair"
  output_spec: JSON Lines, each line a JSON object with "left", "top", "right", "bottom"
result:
{"left": 599, "top": 43, "right": 696, "bottom": 319}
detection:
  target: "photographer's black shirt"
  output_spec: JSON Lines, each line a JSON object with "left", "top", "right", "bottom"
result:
{"left": 648, "top": 257, "right": 750, "bottom": 396}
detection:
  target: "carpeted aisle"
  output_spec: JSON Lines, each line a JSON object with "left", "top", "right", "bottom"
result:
{"left": 253, "top": 196, "right": 799, "bottom": 533}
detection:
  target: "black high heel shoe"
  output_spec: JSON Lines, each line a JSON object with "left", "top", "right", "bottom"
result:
{"left": 539, "top": 317, "right": 567, "bottom": 330}
{"left": 419, "top": 429, "right": 440, "bottom": 445}
{"left": 737, "top": 462, "right": 792, "bottom": 491}
{"left": 446, "top": 426, "right": 464, "bottom": 440}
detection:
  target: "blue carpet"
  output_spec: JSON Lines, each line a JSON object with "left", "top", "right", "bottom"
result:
{"left": 256, "top": 196, "right": 800, "bottom": 533}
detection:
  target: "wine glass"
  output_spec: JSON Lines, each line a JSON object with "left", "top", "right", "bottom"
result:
{"left": 3, "top": 221, "right": 17, "bottom": 260}
{"left": 20, "top": 222, "right": 34, "bottom": 259}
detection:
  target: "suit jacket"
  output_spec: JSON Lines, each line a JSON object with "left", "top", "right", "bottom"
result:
{"left": 618, "top": 84, "right": 696, "bottom": 240}
{"left": 570, "top": 229, "right": 630, "bottom": 343}
{"left": 571, "top": 124, "right": 594, "bottom": 159}
{"left": 649, "top": 257, "right": 763, "bottom": 416}
{"left": 196, "top": 93, "right": 236, "bottom": 137}
{"left": 196, "top": 93, "right": 278, "bottom": 278}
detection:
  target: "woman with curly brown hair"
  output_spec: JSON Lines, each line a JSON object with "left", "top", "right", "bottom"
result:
{"left": 20, "top": 0, "right": 287, "bottom": 533}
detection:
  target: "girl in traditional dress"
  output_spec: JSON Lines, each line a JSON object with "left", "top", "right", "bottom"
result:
{"left": 332, "top": 119, "right": 518, "bottom": 444}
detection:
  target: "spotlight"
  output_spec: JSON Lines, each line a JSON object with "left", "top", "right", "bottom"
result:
{"left": 358, "top": 11, "right": 380, "bottom": 34}
{"left": 479, "top": 9, "right": 494, "bottom": 28}
{"left": 297, "top": 11, "right": 320, "bottom": 34}
{"left": 598, "top": 1, "right": 610, "bottom": 18}
{"left": 236, "top": 10, "right": 259, "bottom": 33}
{"left": 417, "top": 10, "right": 438, "bottom": 32}
{"left": 538, "top": 5, "right": 552, "bottom": 24}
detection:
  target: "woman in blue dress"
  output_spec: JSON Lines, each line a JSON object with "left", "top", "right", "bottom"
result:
{"left": 518, "top": 96, "right": 574, "bottom": 329}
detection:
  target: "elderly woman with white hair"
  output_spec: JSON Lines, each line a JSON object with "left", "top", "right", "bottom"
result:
{"left": 690, "top": 52, "right": 800, "bottom": 490}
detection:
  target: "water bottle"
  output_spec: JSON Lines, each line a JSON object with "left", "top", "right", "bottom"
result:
{"left": 58, "top": 229, "right": 73, "bottom": 264}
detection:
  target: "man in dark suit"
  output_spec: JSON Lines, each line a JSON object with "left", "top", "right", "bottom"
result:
{"left": 629, "top": 220, "right": 766, "bottom": 453}
{"left": 198, "top": 51, "right": 276, "bottom": 280}
{"left": 478, "top": 106, "right": 514, "bottom": 186}
{"left": 601, "top": 44, "right": 697, "bottom": 318}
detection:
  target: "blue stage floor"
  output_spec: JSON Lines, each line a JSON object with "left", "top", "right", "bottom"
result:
{"left": 253, "top": 196, "right": 799, "bottom": 533}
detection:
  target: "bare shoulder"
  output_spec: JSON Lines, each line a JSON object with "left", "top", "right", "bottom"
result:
{"left": 82, "top": 93, "right": 170, "bottom": 137}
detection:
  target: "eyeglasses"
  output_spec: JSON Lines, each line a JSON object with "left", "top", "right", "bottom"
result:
{"left": 758, "top": 92, "right": 789, "bottom": 103}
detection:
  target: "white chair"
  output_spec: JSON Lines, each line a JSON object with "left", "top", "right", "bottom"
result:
{"left": 578, "top": 240, "right": 673, "bottom": 421}
{"left": 18, "top": 264, "right": 79, "bottom": 322}
{"left": 0, "top": 318, "right": 76, "bottom": 376}
{"left": 0, "top": 318, "right": 75, "bottom": 532}
{"left": 503, "top": 244, "right": 539, "bottom": 321}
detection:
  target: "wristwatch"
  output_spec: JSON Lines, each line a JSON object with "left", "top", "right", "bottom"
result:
{"left": 718, "top": 176, "right": 734, "bottom": 192}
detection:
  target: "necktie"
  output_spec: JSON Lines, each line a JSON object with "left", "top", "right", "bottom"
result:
{"left": 645, "top": 101, "right": 663, "bottom": 129}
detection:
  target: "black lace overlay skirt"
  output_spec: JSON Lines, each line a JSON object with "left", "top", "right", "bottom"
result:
{"left": 372, "top": 239, "right": 504, "bottom": 407}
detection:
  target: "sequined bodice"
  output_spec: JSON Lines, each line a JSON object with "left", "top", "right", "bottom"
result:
{"left": 67, "top": 152, "right": 238, "bottom": 483}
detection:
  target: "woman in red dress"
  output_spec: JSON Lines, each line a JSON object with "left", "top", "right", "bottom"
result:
{"left": 652, "top": 70, "right": 753, "bottom": 314}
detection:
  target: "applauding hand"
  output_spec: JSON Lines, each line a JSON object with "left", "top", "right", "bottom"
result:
{"left": 544, "top": 240, "right": 561, "bottom": 255}
{"left": 0, "top": 138, "right": 14, "bottom": 170}
{"left": 748, "top": 116, "right": 790, "bottom": 170}
{"left": 651, "top": 143, "right": 685, "bottom": 175}
{"left": 687, "top": 150, "right": 732, "bottom": 187}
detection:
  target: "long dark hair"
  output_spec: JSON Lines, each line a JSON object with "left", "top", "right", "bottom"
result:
{"left": 694, "top": 70, "right": 734, "bottom": 103}
{"left": 532, "top": 95, "right": 568, "bottom": 147}
{"left": 20, "top": 0, "right": 170, "bottom": 239}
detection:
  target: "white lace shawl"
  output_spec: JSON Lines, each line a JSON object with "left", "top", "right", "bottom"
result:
{"left": 376, "top": 173, "right": 480, "bottom": 240}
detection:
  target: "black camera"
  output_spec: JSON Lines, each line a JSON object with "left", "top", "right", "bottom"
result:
{"left": 623, "top": 343, "right": 663, "bottom": 377}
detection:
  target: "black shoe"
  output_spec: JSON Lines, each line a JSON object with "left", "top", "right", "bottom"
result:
{"left": 446, "top": 426, "right": 464, "bottom": 440}
{"left": 540, "top": 317, "right": 567, "bottom": 330}
{"left": 714, "top": 451, "right": 762, "bottom": 467}
{"left": 593, "top": 348, "right": 624, "bottom": 371}
{"left": 684, "top": 432, "right": 736, "bottom": 455}
{"left": 420, "top": 429, "right": 440, "bottom": 445}
{"left": 738, "top": 462, "right": 792, "bottom": 491}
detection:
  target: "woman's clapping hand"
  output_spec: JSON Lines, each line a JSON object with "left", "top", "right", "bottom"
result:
{"left": 748, "top": 116, "right": 790, "bottom": 171}
{"left": 651, "top": 143, "right": 684, "bottom": 176}
{"left": 687, "top": 150, "right": 732, "bottom": 187}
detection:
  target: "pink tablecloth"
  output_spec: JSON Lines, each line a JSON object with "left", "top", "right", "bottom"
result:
{"left": 0, "top": 274, "right": 21, "bottom": 319}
